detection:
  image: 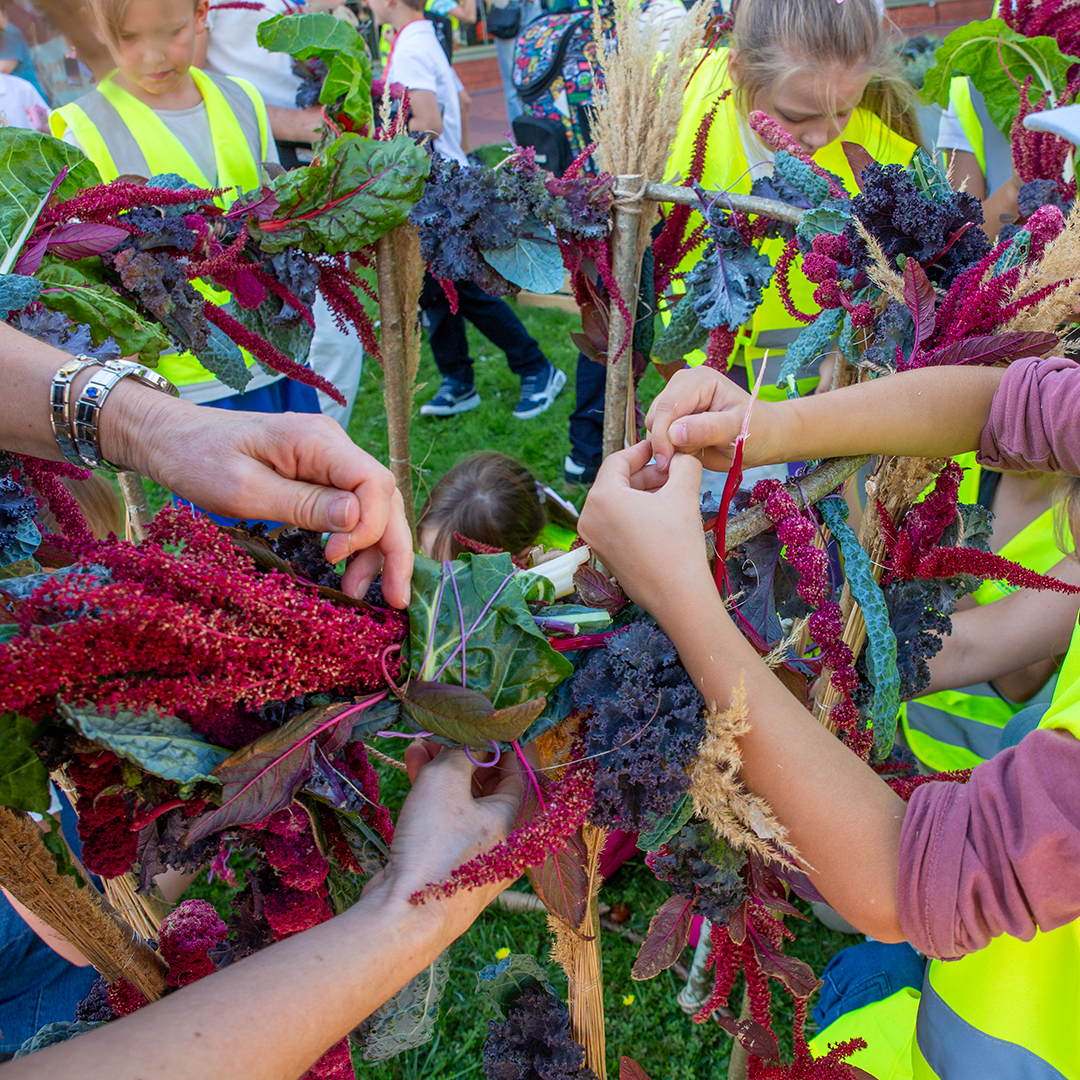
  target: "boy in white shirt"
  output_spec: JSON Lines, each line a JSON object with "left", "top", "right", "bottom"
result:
{"left": 370, "top": 0, "right": 565, "bottom": 420}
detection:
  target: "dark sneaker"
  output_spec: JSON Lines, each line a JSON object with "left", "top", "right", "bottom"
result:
{"left": 563, "top": 454, "right": 598, "bottom": 486}
{"left": 419, "top": 376, "right": 481, "bottom": 417}
{"left": 513, "top": 363, "right": 567, "bottom": 420}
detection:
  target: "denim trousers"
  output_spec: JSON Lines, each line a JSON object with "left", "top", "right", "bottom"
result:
{"left": 419, "top": 275, "right": 547, "bottom": 383}
{"left": 812, "top": 940, "right": 926, "bottom": 1033}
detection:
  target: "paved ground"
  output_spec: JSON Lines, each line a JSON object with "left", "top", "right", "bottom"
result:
{"left": 468, "top": 86, "right": 513, "bottom": 149}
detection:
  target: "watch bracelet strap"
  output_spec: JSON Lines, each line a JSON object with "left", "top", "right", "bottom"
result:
{"left": 50, "top": 357, "right": 104, "bottom": 468}
{"left": 72, "top": 360, "right": 179, "bottom": 471}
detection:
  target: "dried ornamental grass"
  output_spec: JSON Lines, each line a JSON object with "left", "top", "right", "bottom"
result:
{"left": 1005, "top": 200, "right": 1080, "bottom": 335}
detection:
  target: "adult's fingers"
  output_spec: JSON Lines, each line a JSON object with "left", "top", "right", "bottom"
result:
{"left": 329, "top": 490, "right": 415, "bottom": 606}
{"left": 594, "top": 439, "right": 654, "bottom": 486}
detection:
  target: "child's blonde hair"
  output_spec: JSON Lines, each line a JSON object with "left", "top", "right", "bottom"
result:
{"left": 730, "top": 0, "right": 923, "bottom": 147}
{"left": 87, "top": 0, "right": 198, "bottom": 46}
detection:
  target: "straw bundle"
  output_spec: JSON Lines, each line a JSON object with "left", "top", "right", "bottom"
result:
{"left": 0, "top": 806, "right": 167, "bottom": 1000}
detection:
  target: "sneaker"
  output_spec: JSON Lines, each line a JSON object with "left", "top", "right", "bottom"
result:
{"left": 419, "top": 376, "right": 481, "bottom": 417}
{"left": 563, "top": 454, "right": 598, "bottom": 486}
{"left": 513, "top": 363, "right": 567, "bottom": 420}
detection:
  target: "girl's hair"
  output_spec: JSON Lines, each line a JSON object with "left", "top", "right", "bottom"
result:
{"left": 417, "top": 453, "right": 546, "bottom": 561}
{"left": 730, "top": 0, "right": 923, "bottom": 148}
{"left": 87, "top": 0, "right": 199, "bottom": 45}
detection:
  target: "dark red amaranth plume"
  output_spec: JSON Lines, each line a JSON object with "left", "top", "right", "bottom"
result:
{"left": 203, "top": 300, "right": 346, "bottom": 405}
{"left": 704, "top": 325, "right": 736, "bottom": 371}
{"left": 774, "top": 238, "right": 816, "bottom": 323}
{"left": 14, "top": 454, "right": 94, "bottom": 542}
{"left": 316, "top": 255, "right": 382, "bottom": 362}
{"left": 409, "top": 752, "right": 596, "bottom": 904}
{"left": 438, "top": 278, "right": 459, "bottom": 314}
{"left": 158, "top": 899, "right": 228, "bottom": 988}
{"left": 67, "top": 751, "right": 138, "bottom": 879}
{"left": 39, "top": 182, "right": 222, "bottom": 230}
{"left": 886, "top": 768, "right": 971, "bottom": 801}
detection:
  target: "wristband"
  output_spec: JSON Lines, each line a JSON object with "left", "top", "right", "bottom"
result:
{"left": 50, "top": 356, "right": 104, "bottom": 468}
{"left": 72, "top": 360, "right": 178, "bottom": 471}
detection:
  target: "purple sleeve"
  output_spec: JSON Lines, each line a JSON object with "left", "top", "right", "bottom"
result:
{"left": 897, "top": 728, "right": 1080, "bottom": 960}
{"left": 978, "top": 355, "right": 1080, "bottom": 475}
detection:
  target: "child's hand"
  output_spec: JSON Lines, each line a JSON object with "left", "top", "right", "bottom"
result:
{"left": 579, "top": 442, "right": 712, "bottom": 622}
{"left": 646, "top": 367, "right": 781, "bottom": 473}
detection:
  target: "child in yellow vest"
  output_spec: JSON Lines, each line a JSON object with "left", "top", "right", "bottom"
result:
{"left": 567, "top": 0, "right": 920, "bottom": 482}
{"left": 50, "top": 0, "right": 324, "bottom": 430}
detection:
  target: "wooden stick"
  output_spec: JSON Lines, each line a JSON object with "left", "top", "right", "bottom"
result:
{"left": 614, "top": 180, "right": 806, "bottom": 226}
{"left": 603, "top": 179, "right": 646, "bottom": 460}
{"left": 374, "top": 225, "right": 423, "bottom": 541}
{"left": 117, "top": 471, "right": 151, "bottom": 542}
{"left": 0, "top": 807, "right": 167, "bottom": 1000}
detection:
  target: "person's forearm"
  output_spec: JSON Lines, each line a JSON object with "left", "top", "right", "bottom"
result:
{"left": 4, "top": 884, "right": 455, "bottom": 1080}
{"left": 982, "top": 174, "right": 1022, "bottom": 243}
{"left": 266, "top": 105, "right": 323, "bottom": 145}
{"left": 762, "top": 366, "right": 1005, "bottom": 466}
{"left": 650, "top": 573, "right": 907, "bottom": 940}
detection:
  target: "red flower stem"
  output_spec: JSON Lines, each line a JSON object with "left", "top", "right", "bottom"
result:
{"left": 513, "top": 739, "right": 546, "bottom": 813}
{"left": 129, "top": 797, "right": 187, "bottom": 832}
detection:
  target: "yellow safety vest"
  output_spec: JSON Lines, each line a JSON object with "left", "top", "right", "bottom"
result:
{"left": 948, "top": 77, "right": 984, "bottom": 178}
{"left": 662, "top": 50, "right": 916, "bottom": 399}
{"left": 50, "top": 69, "right": 271, "bottom": 392}
{"left": 912, "top": 619, "right": 1080, "bottom": 1080}
{"left": 900, "top": 454, "right": 1071, "bottom": 772}
{"left": 809, "top": 985, "right": 921, "bottom": 1080}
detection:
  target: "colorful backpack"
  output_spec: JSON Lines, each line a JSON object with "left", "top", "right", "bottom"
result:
{"left": 510, "top": 5, "right": 616, "bottom": 176}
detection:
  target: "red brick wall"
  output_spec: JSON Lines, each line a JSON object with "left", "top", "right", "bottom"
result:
{"left": 888, "top": 0, "right": 994, "bottom": 32}
{"left": 453, "top": 55, "right": 503, "bottom": 93}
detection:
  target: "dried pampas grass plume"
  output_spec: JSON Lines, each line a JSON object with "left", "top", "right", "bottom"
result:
{"left": 853, "top": 217, "right": 905, "bottom": 305}
{"left": 687, "top": 675, "right": 799, "bottom": 865}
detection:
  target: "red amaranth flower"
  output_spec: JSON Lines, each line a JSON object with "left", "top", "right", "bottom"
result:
{"left": 67, "top": 751, "right": 137, "bottom": 879}
{"left": 886, "top": 768, "right": 971, "bottom": 800}
{"left": 705, "top": 325, "right": 736, "bottom": 371}
{"left": 849, "top": 302, "right": 874, "bottom": 329}
{"left": 810, "top": 233, "right": 851, "bottom": 263}
{"left": 802, "top": 253, "right": 838, "bottom": 285}
{"left": 105, "top": 980, "right": 148, "bottom": 1016}
{"left": 264, "top": 882, "right": 333, "bottom": 938}
{"left": 15, "top": 455, "right": 93, "bottom": 542}
{"left": 262, "top": 807, "right": 331, "bottom": 892}
{"left": 812, "top": 281, "right": 842, "bottom": 310}
{"left": 343, "top": 741, "right": 394, "bottom": 844}
{"left": 38, "top": 181, "right": 222, "bottom": 230}
{"left": 159, "top": 899, "right": 227, "bottom": 988}
{"left": 747, "top": 112, "right": 845, "bottom": 199}
{"left": 410, "top": 755, "right": 596, "bottom": 904}
{"left": 775, "top": 239, "right": 817, "bottom": 323}
{"left": 302, "top": 1038, "right": 355, "bottom": 1080}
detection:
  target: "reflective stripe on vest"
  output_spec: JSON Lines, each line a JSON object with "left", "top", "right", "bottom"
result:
{"left": 911, "top": 626, "right": 1080, "bottom": 1080}
{"left": 900, "top": 454, "right": 1069, "bottom": 772}
{"left": 948, "top": 77, "right": 985, "bottom": 178}
{"left": 661, "top": 50, "right": 916, "bottom": 398}
{"left": 51, "top": 70, "right": 270, "bottom": 391}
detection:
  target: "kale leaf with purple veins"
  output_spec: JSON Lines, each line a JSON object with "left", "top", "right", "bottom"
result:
{"left": 120, "top": 207, "right": 197, "bottom": 252}
{"left": 646, "top": 822, "right": 749, "bottom": 925}
{"left": 572, "top": 619, "right": 705, "bottom": 831}
{"left": 844, "top": 159, "right": 990, "bottom": 287}
{"left": 482, "top": 988, "right": 597, "bottom": 1080}
{"left": 14, "top": 304, "right": 121, "bottom": 360}
{"left": 685, "top": 218, "right": 773, "bottom": 331}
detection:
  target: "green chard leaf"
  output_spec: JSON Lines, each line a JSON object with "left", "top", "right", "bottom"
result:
{"left": 257, "top": 12, "right": 373, "bottom": 131}
{"left": 921, "top": 19, "right": 1080, "bottom": 135}
{"left": 408, "top": 552, "right": 573, "bottom": 714}
{"left": 0, "top": 712, "right": 50, "bottom": 813}
{"left": 639, "top": 792, "right": 695, "bottom": 852}
{"left": 59, "top": 703, "right": 230, "bottom": 794}
{"left": 817, "top": 497, "right": 900, "bottom": 757}
{"left": 35, "top": 258, "right": 170, "bottom": 363}
{"left": 397, "top": 680, "right": 546, "bottom": 748}
{"left": 252, "top": 133, "right": 430, "bottom": 254}
{"left": 0, "top": 129, "right": 100, "bottom": 274}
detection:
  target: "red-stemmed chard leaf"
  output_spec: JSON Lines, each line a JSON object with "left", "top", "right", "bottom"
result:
{"left": 714, "top": 1017, "right": 781, "bottom": 1064}
{"left": 398, "top": 680, "right": 545, "bottom": 747}
{"left": 922, "top": 330, "right": 1058, "bottom": 367}
{"left": 525, "top": 806, "right": 590, "bottom": 928}
{"left": 573, "top": 564, "right": 628, "bottom": 617}
{"left": 620, "top": 1059, "right": 653, "bottom": 1080}
{"left": 184, "top": 696, "right": 382, "bottom": 845}
{"left": 631, "top": 893, "right": 694, "bottom": 980}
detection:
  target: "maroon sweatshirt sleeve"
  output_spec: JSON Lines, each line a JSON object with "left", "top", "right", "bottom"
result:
{"left": 978, "top": 356, "right": 1080, "bottom": 475}
{"left": 897, "top": 728, "right": 1080, "bottom": 960}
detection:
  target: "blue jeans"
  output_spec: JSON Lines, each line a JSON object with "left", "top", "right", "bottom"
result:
{"left": 568, "top": 352, "right": 605, "bottom": 468}
{"left": 419, "top": 275, "right": 547, "bottom": 384}
{"left": 0, "top": 795, "right": 98, "bottom": 1055}
{"left": 813, "top": 940, "right": 926, "bottom": 1034}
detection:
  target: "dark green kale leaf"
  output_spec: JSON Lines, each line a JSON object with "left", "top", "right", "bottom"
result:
{"left": 685, "top": 217, "right": 773, "bottom": 331}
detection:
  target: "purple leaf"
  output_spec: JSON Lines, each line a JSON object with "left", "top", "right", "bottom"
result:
{"left": 46, "top": 222, "right": 128, "bottom": 260}
{"left": 922, "top": 331, "right": 1058, "bottom": 368}
{"left": 527, "top": 820, "right": 590, "bottom": 928}
{"left": 714, "top": 1016, "right": 781, "bottom": 1064}
{"left": 631, "top": 893, "right": 694, "bottom": 980}
{"left": 183, "top": 700, "right": 368, "bottom": 845}
{"left": 620, "top": 1059, "right": 653, "bottom": 1080}
{"left": 902, "top": 258, "right": 936, "bottom": 346}
{"left": 228, "top": 185, "right": 280, "bottom": 222}
{"left": 14, "top": 235, "right": 48, "bottom": 276}
{"left": 399, "top": 680, "right": 545, "bottom": 747}
{"left": 573, "top": 565, "right": 628, "bottom": 617}
{"left": 841, "top": 142, "right": 874, "bottom": 188}
{"left": 748, "top": 922, "right": 820, "bottom": 999}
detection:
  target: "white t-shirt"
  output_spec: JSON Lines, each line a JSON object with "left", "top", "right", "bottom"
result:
{"left": 385, "top": 19, "right": 468, "bottom": 166}
{"left": 205, "top": 1, "right": 302, "bottom": 111}
{"left": 0, "top": 72, "right": 48, "bottom": 131}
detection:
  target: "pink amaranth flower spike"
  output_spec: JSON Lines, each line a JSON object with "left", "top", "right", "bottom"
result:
{"left": 158, "top": 899, "right": 228, "bottom": 988}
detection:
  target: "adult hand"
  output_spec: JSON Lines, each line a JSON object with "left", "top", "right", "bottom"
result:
{"left": 104, "top": 386, "right": 414, "bottom": 606}
{"left": 367, "top": 743, "right": 522, "bottom": 937}
{"left": 646, "top": 367, "right": 778, "bottom": 473}
{"left": 579, "top": 441, "right": 711, "bottom": 621}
